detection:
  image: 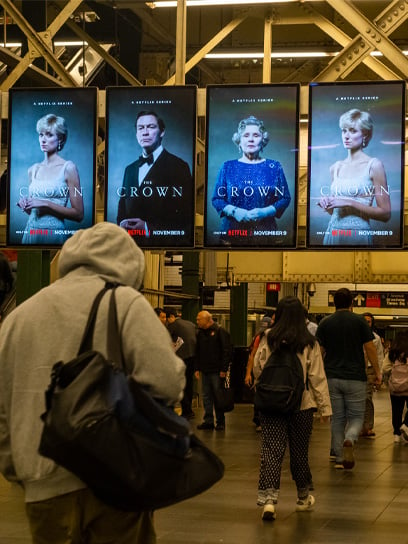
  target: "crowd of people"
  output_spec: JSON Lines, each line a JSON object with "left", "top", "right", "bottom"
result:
{"left": 244, "top": 287, "right": 404, "bottom": 521}
{"left": 149, "top": 289, "right": 403, "bottom": 524}
{"left": 0, "top": 225, "right": 405, "bottom": 542}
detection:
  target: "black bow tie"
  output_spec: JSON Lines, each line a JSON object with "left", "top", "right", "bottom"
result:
{"left": 139, "top": 154, "right": 154, "bottom": 166}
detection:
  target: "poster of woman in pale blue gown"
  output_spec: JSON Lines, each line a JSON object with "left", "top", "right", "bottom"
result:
{"left": 17, "top": 114, "right": 84, "bottom": 245}
{"left": 7, "top": 87, "right": 96, "bottom": 247}
{"left": 318, "top": 108, "right": 391, "bottom": 247}
{"left": 307, "top": 81, "right": 405, "bottom": 248}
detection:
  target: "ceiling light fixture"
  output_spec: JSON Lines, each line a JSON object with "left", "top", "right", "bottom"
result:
{"left": 205, "top": 50, "right": 408, "bottom": 60}
{"left": 54, "top": 41, "right": 88, "bottom": 47}
{"left": 205, "top": 51, "right": 335, "bottom": 59}
{"left": 147, "top": 0, "right": 300, "bottom": 7}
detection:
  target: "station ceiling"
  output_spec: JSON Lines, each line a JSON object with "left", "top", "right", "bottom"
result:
{"left": 0, "top": 0, "right": 407, "bottom": 88}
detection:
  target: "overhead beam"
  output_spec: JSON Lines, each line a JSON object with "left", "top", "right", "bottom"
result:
{"left": 0, "top": 0, "right": 82, "bottom": 89}
{"left": 0, "top": 46, "right": 64, "bottom": 86}
{"left": 263, "top": 13, "right": 272, "bottom": 83}
{"left": 165, "top": 15, "right": 247, "bottom": 85}
{"left": 130, "top": 3, "right": 238, "bottom": 83}
{"left": 324, "top": 0, "right": 408, "bottom": 79}
{"left": 175, "top": 0, "right": 187, "bottom": 84}
{"left": 53, "top": 8, "right": 144, "bottom": 86}
{"left": 291, "top": 2, "right": 401, "bottom": 81}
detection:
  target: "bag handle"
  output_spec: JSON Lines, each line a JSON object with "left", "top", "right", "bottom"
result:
{"left": 78, "top": 282, "right": 123, "bottom": 370}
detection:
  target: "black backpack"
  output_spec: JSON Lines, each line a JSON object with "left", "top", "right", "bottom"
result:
{"left": 254, "top": 344, "right": 306, "bottom": 416}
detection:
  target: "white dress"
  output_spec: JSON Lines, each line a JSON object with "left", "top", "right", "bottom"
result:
{"left": 22, "top": 162, "right": 70, "bottom": 245}
{"left": 323, "top": 158, "right": 375, "bottom": 246}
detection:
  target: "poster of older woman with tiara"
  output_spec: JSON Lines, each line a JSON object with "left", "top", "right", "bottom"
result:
{"left": 204, "top": 84, "right": 299, "bottom": 249}
{"left": 307, "top": 80, "right": 405, "bottom": 249}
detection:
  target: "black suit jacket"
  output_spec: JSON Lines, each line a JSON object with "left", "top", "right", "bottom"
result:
{"left": 117, "top": 149, "right": 193, "bottom": 246}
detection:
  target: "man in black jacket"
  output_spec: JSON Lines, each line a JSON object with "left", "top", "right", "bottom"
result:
{"left": 195, "top": 311, "right": 232, "bottom": 431}
{"left": 117, "top": 110, "right": 193, "bottom": 247}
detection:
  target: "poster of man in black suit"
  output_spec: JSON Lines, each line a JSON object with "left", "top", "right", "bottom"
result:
{"left": 106, "top": 87, "right": 196, "bottom": 248}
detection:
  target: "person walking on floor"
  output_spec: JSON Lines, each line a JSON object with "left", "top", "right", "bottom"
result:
{"left": 361, "top": 312, "right": 384, "bottom": 438}
{"left": 245, "top": 314, "right": 274, "bottom": 431}
{"left": 382, "top": 331, "right": 408, "bottom": 444}
{"left": 195, "top": 310, "right": 232, "bottom": 431}
{"left": 316, "top": 288, "right": 382, "bottom": 470}
{"left": 167, "top": 309, "right": 197, "bottom": 419}
{"left": 0, "top": 222, "right": 186, "bottom": 544}
{"left": 256, "top": 296, "right": 332, "bottom": 521}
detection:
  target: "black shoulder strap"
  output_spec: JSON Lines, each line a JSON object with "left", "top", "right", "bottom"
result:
{"left": 77, "top": 282, "right": 123, "bottom": 369}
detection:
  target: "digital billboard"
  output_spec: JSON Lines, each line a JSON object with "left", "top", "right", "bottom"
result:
{"left": 307, "top": 80, "right": 405, "bottom": 249}
{"left": 7, "top": 87, "right": 97, "bottom": 247}
{"left": 204, "top": 84, "right": 299, "bottom": 249}
{"left": 105, "top": 86, "right": 196, "bottom": 248}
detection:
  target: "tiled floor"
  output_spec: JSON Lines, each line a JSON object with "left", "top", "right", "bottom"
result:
{"left": 1, "top": 388, "right": 408, "bottom": 543}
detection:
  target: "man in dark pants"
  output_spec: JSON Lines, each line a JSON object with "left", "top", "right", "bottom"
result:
{"left": 195, "top": 311, "right": 232, "bottom": 431}
{"left": 167, "top": 309, "right": 197, "bottom": 419}
{"left": 117, "top": 110, "right": 193, "bottom": 247}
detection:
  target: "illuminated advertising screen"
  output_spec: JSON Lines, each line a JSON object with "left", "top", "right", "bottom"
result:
{"left": 7, "top": 87, "right": 97, "bottom": 247}
{"left": 307, "top": 80, "right": 405, "bottom": 249}
{"left": 105, "top": 86, "right": 196, "bottom": 248}
{"left": 204, "top": 84, "right": 299, "bottom": 249}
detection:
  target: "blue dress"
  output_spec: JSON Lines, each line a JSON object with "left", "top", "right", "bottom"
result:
{"left": 22, "top": 162, "right": 71, "bottom": 245}
{"left": 323, "top": 158, "right": 376, "bottom": 246}
{"left": 211, "top": 159, "right": 291, "bottom": 241}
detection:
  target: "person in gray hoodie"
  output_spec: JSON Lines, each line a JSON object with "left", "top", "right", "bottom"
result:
{"left": 0, "top": 222, "right": 186, "bottom": 544}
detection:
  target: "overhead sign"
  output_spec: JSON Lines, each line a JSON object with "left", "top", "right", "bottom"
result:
{"left": 328, "top": 291, "right": 408, "bottom": 309}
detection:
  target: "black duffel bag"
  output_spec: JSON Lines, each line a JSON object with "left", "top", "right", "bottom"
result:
{"left": 39, "top": 283, "right": 224, "bottom": 511}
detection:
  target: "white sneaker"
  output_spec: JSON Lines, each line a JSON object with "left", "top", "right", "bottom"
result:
{"left": 262, "top": 500, "right": 276, "bottom": 521}
{"left": 394, "top": 434, "right": 402, "bottom": 443}
{"left": 400, "top": 424, "right": 408, "bottom": 441}
{"left": 296, "top": 494, "right": 315, "bottom": 512}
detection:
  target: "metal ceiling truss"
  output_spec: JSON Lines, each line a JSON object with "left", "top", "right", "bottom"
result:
{"left": 314, "top": 0, "right": 408, "bottom": 81}
{"left": 50, "top": 5, "right": 144, "bottom": 86}
{"left": 0, "top": 0, "right": 406, "bottom": 90}
{"left": 0, "top": 0, "right": 83, "bottom": 89}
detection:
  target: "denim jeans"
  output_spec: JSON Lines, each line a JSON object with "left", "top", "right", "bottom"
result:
{"left": 201, "top": 372, "right": 225, "bottom": 426}
{"left": 328, "top": 378, "right": 366, "bottom": 462}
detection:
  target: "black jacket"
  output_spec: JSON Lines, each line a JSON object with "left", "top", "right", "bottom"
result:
{"left": 117, "top": 149, "right": 193, "bottom": 247}
{"left": 195, "top": 324, "right": 232, "bottom": 374}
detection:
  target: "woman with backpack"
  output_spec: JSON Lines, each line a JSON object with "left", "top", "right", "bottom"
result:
{"left": 245, "top": 313, "right": 274, "bottom": 431}
{"left": 382, "top": 331, "right": 408, "bottom": 443}
{"left": 256, "top": 296, "right": 332, "bottom": 521}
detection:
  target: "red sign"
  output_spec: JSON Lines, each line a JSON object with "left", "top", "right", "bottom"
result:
{"left": 366, "top": 292, "right": 381, "bottom": 308}
{"left": 267, "top": 283, "right": 281, "bottom": 292}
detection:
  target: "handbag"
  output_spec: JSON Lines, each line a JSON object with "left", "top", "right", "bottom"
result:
{"left": 219, "top": 365, "right": 235, "bottom": 412}
{"left": 38, "top": 283, "right": 224, "bottom": 511}
{"left": 389, "top": 359, "right": 408, "bottom": 396}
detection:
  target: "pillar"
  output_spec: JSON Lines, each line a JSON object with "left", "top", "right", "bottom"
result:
{"left": 181, "top": 251, "right": 200, "bottom": 322}
{"left": 16, "top": 250, "right": 50, "bottom": 305}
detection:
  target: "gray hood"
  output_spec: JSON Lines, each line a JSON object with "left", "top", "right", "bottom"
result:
{"left": 58, "top": 222, "right": 145, "bottom": 289}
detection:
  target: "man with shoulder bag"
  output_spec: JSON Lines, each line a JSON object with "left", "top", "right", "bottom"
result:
{"left": 0, "top": 222, "right": 186, "bottom": 544}
{"left": 195, "top": 311, "right": 232, "bottom": 431}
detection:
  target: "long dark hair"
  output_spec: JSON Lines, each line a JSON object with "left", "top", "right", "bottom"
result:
{"left": 267, "top": 296, "right": 315, "bottom": 353}
{"left": 389, "top": 330, "right": 408, "bottom": 363}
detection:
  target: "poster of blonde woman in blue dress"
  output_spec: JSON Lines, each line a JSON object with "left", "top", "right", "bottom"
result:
{"left": 204, "top": 84, "right": 299, "bottom": 248}
{"left": 7, "top": 88, "right": 97, "bottom": 247}
{"left": 307, "top": 81, "right": 405, "bottom": 249}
